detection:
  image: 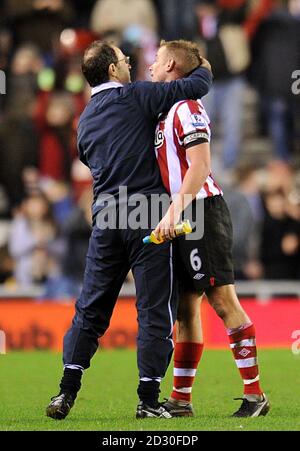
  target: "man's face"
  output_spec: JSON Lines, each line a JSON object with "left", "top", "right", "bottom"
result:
{"left": 150, "top": 46, "right": 175, "bottom": 82}
{"left": 112, "top": 46, "right": 131, "bottom": 84}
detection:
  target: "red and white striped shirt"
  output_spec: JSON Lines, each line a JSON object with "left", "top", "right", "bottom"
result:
{"left": 154, "top": 99, "right": 222, "bottom": 199}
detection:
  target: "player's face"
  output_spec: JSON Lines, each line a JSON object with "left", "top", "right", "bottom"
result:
{"left": 150, "top": 47, "right": 171, "bottom": 82}
{"left": 113, "top": 47, "right": 131, "bottom": 84}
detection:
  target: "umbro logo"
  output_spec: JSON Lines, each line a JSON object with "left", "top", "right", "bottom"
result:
{"left": 193, "top": 273, "right": 205, "bottom": 280}
{"left": 239, "top": 348, "right": 251, "bottom": 358}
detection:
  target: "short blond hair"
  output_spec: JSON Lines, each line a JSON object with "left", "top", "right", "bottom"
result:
{"left": 159, "top": 40, "right": 202, "bottom": 76}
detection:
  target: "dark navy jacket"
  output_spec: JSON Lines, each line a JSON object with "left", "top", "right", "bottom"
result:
{"left": 77, "top": 67, "right": 212, "bottom": 217}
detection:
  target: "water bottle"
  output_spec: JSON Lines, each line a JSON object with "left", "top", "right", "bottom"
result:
{"left": 143, "top": 220, "right": 192, "bottom": 244}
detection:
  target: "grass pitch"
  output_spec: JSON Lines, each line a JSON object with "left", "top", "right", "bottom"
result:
{"left": 0, "top": 349, "right": 299, "bottom": 431}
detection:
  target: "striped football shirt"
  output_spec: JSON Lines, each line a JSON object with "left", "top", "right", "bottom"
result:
{"left": 154, "top": 99, "right": 222, "bottom": 199}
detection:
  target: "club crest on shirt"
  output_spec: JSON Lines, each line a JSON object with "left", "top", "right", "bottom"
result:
{"left": 155, "top": 130, "right": 165, "bottom": 149}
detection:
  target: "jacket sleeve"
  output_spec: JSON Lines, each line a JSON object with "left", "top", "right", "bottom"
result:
{"left": 129, "top": 67, "right": 213, "bottom": 118}
{"left": 77, "top": 122, "right": 89, "bottom": 167}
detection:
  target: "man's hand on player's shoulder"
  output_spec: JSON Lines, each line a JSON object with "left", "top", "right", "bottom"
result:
{"left": 200, "top": 57, "right": 212, "bottom": 73}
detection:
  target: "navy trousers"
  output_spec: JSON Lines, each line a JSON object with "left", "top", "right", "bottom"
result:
{"left": 63, "top": 219, "right": 178, "bottom": 380}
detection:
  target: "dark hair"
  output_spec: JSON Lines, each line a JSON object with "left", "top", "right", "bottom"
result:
{"left": 81, "top": 41, "right": 118, "bottom": 87}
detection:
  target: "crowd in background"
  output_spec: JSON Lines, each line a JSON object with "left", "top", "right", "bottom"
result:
{"left": 0, "top": 0, "right": 299, "bottom": 297}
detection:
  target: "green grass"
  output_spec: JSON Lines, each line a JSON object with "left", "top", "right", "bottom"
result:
{"left": 0, "top": 349, "right": 299, "bottom": 431}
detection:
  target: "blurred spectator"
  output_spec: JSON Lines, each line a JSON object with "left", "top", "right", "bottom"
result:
{"left": 0, "top": 186, "right": 10, "bottom": 219}
{"left": 260, "top": 189, "right": 300, "bottom": 279}
{"left": 90, "top": 0, "right": 158, "bottom": 36}
{"left": 71, "top": 157, "right": 93, "bottom": 202}
{"left": 42, "top": 180, "right": 75, "bottom": 226}
{"left": 231, "top": 165, "right": 265, "bottom": 279}
{"left": 69, "top": 0, "right": 97, "bottom": 28}
{"left": 0, "top": 27, "right": 11, "bottom": 69}
{"left": 250, "top": 0, "right": 300, "bottom": 161}
{"left": 8, "top": 192, "right": 62, "bottom": 287}
{"left": 39, "top": 187, "right": 92, "bottom": 298}
{"left": 0, "top": 245, "right": 13, "bottom": 284}
{"left": 154, "top": 0, "right": 198, "bottom": 40}
{"left": 6, "top": 44, "right": 44, "bottom": 111}
{"left": 22, "top": 167, "right": 41, "bottom": 197}
{"left": 0, "top": 219, "right": 13, "bottom": 283}
{"left": 5, "top": 0, "right": 74, "bottom": 58}
{"left": 235, "top": 164, "right": 265, "bottom": 223}
{"left": 0, "top": 44, "right": 42, "bottom": 211}
{"left": 56, "top": 28, "right": 98, "bottom": 91}
{"left": 223, "top": 185, "right": 256, "bottom": 279}
{"left": 0, "top": 28, "right": 12, "bottom": 113}
{"left": 262, "top": 160, "right": 295, "bottom": 195}
{"left": 34, "top": 91, "right": 77, "bottom": 182}
{"left": 61, "top": 187, "right": 92, "bottom": 292}
{"left": 243, "top": 0, "right": 275, "bottom": 39}
{"left": 286, "top": 184, "right": 300, "bottom": 223}
{"left": 194, "top": 0, "right": 250, "bottom": 169}
{"left": 0, "top": 100, "right": 39, "bottom": 209}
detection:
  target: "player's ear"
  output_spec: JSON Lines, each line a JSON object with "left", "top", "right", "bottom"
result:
{"left": 166, "top": 59, "right": 176, "bottom": 73}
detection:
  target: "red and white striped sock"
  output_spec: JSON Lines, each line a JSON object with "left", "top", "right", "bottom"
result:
{"left": 227, "top": 323, "right": 263, "bottom": 397}
{"left": 171, "top": 342, "right": 204, "bottom": 403}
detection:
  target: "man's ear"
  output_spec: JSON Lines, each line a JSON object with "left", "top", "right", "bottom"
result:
{"left": 108, "top": 63, "right": 117, "bottom": 78}
{"left": 166, "top": 59, "right": 176, "bottom": 73}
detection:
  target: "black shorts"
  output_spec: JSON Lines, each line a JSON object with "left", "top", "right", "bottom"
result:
{"left": 174, "top": 195, "right": 235, "bottom": 294}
